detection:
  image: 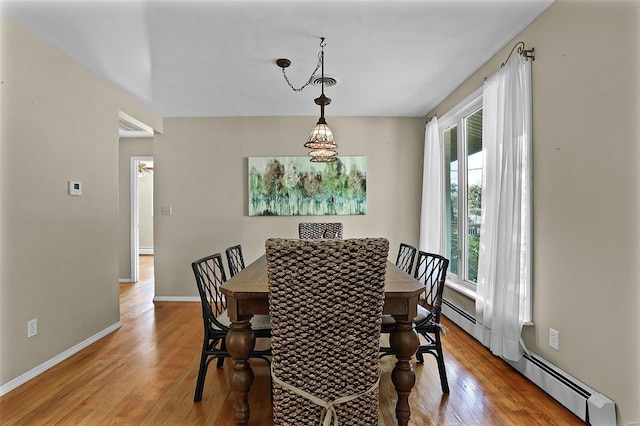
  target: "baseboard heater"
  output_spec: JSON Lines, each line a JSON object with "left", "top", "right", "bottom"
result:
{"left": 441, "top": 300, "right": 617, "bottom": 425}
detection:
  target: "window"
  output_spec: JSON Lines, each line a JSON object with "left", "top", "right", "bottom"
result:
{"left": 440, "top": 89, "right": 483, "bottom": 294}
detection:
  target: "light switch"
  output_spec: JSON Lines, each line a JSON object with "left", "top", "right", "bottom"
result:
{"left": 161, "top": 205, "right": 173, "bottom": 216}
{"left": 68, "top": 181, "right": 82, "bottom": 196}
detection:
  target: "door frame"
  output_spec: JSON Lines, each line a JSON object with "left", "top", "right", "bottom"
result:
{"left": 130, "top": 155, "right": 153, "bottom": 282}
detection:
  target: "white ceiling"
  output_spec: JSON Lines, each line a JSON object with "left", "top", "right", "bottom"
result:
{"left": 2, "top": 0, "right": 553, "bottom": 118}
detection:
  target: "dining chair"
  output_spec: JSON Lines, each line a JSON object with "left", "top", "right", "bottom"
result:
{"left": 395, "top": 242, "right": 417, "bottom": 275}
{"left": 265, "top": 237, "right": 389, "bottom": 425}
{"left": 297, "top": 222, "right": 343, "bottom": 239}
{"left": 225, "top": 244, "right": 245, "bottom": 277}
{"left": 191, "top": 253, "right": 271, "bottom": 402}
{"left": 380, "top": 251, "right": 451, "bottom": 394}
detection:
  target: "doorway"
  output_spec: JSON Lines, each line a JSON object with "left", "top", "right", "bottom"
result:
{"left": 130, "top": 156, "right": 154, "bottom": 282}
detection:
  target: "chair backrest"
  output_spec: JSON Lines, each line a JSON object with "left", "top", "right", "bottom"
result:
{"left": 265, "top": 238, "right": 389, "bottom": 425}
{"left": 395, "top": 243, "right": 417, "bottom": 275}
{"left": 191, "top": 253, "right": 228, "bottom": 330}
{"left": 225, "top": 244, "right": 245, "bottom": 278}
{"left": 414, "top": 251, "right": 449, "bottom": 323}
{"left": 298, "top": 222, "right": 343, "bottom": 239}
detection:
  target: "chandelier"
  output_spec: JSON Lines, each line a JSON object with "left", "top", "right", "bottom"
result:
{"left": 277, "top": 37, "right": 338, "bottom": 162}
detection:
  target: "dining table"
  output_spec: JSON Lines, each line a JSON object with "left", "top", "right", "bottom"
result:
{"left": 220, "top": 254, "right": 424, "bottom": 426}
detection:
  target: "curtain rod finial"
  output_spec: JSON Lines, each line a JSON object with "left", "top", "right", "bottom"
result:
{"left": 502, "top": 41, "right": 535, "bottom": 67}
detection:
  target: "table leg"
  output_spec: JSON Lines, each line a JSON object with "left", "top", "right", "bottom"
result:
{"left": 226, "top": 320, "right": 256, "bottom": 426}
{"left": 389, "top": 318, "right": 419, "bottom": 426}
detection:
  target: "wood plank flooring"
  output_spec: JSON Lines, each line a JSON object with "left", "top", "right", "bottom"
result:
{"left": 0, "top": 255, "right": 584, "bottom": 425}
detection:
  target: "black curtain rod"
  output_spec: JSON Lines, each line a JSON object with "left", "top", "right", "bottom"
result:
{"left": 502, "top": 41, "right": 535, "bottom": 67}
{"left": 484, "top": 41, "right": 535, "bottom": 81}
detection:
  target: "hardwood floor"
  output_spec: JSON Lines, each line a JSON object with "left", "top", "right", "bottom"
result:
{"left": 0, "top": 255, "right": 584, "bottom": 425}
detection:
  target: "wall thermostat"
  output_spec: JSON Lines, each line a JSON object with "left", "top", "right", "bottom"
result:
{"left": 68, "top": 180, "right": 82, "bottom": 196}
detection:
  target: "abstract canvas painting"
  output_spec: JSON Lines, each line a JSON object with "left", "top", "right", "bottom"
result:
{"left": 248, "top": 156, "right": 366, "bottom": 216}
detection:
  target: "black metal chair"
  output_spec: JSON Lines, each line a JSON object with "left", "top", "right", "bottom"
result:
{"left": 395, "top": 243, "right": 417, "bottom": 275}
{"left": 298, "top": 222, "right": 343, "bottom": 239}
{"left": 225, "top": 244, "right": 245, "bottom": 277}
{"left": 380, "top": 251, "right": 450, "bottom": 394}
{"left": 191, "top": 253, "right": 271, "bottom": 402}
{"left": 266, "top": 238, "right": 389, "bottom": 425}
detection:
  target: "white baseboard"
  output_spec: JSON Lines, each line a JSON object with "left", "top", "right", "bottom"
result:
{"left": 153, "top": 296, "right": 199, "bottom": 302}
{"left": 119, "top": 278, "right": 134, "bottom": 283}
{"left": 139, "top": 248, "right": 154, "bottom": 255}
{"left": 0, "top": 322, "right": 122, "bottom": 397}
{"left": 441, "top": 300, "right": 616, "bottom": 425}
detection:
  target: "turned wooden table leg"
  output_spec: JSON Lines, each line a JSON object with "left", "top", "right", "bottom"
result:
{"left": 390, "top": 318, "right": 419, "bottom": 426}
{"left": 226, "top": 320, "right": 256, "bottom": 426}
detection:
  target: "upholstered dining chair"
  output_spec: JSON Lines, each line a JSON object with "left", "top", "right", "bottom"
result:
{"left": 395, "top": 243, "right": 417, "bottom": 275}
{"left": 380, "top": 251, "right": 450, "bottom": 394}
{"left": 265, "top": 238, "right": 389, "bottom": 425}
{"left": 225, "top": 244, "right": 245, "bottom": 277}
{"left": 191, "top": 253, "right": 271, "bottom": 402}
{"left": 298, "top": 222, "right": 343, "bottom": 239}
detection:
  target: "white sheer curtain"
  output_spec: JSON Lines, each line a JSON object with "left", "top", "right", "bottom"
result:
{"left": 419, "top": 117, "right": 444, "bottom": 254}
{"left": 475, "top": 53, "right": 532, "bottom": 361}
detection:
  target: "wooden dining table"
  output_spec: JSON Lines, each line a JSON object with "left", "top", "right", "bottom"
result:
{"left": 220, "top": 255, "right": 424, "bottom": 426}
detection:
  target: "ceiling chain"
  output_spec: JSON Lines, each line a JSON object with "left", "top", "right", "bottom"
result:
{"left": 278, "top": 39, "right": 326, "bottom": 92}
{"left": 280, "top": 51, "right": 323, "bottom": 92}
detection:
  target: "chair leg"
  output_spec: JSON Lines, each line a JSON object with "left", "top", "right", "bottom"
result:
{"left": 194, "top": 351, "right": 209, "bottom": 402}
{"left": 435, "top": 334, "right": 449, "bottom": 394}
{"left": 217, "top": 339, "right": 227, "bottom": 369}
{"left": 415, "top": 331, "right": 449, "bottom": 394}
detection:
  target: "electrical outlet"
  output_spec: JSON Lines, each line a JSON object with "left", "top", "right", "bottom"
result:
{"left": 27, "top": 319, "right": 37, "bottom": 338}
{"left": 549, "top": 328, "right": 559, "bottom": 351}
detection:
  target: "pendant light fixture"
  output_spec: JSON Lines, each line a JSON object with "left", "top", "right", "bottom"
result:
{"left": 277, "top": 37, "right": 338, "bottom": 162}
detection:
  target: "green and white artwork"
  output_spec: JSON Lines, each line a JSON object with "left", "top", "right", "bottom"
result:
{"left": 248, "top": 156, "right": 366, "bottom": 216}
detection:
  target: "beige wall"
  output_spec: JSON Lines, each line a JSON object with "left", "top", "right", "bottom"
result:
{"left": 152, "top": 116, "right": 424, "bottom": 297}
{"left": 118, "top": 138, "right": 154, "bottom": 278}
{"left": 3, "top": 1, "right": 639, "bottom": 423}
{"left": 0, "top": 16, "right": 161, "bottom": 385}
{"left": 430, "top": 1, "right": 640, "bottom": 423}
